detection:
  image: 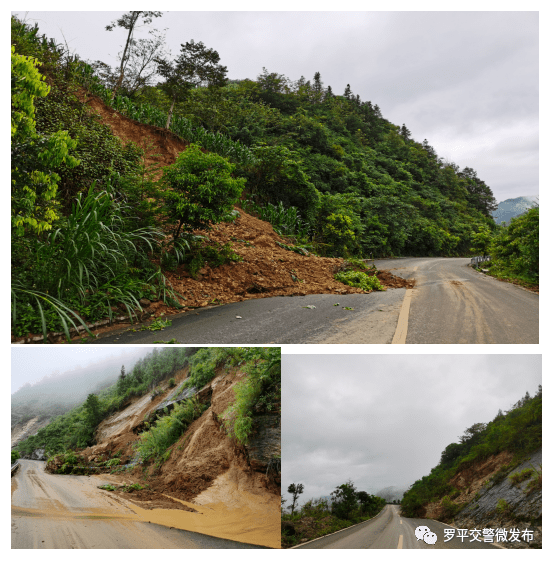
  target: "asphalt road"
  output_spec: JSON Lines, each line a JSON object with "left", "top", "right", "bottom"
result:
{"left": 88, "top": 257, "right": 538, "bottom": 344}
{"left": 296, "top": 505, "right": 500, "bottom": 549}
{"left": 11, "top": 460, "right": 266, "bottom": 549}
{"left": 376, "top": 257, "right": 538, "bottom": 344}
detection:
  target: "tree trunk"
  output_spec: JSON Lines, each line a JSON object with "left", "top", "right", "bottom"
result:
{"left": 165, "top": 95, "right": 176, "bottom": 129}
{"left": 112, "top": 12, "right": 140, "bottom": 99}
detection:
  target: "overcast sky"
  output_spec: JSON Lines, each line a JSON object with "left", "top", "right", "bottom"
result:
{"left": 11, "top": 347, "right": 151, "bottom": 394}
{"left": 282, "top": 354, "right": 541, "bottom": 505}
{"left": 12, "top": 9, "right": 538, "bottom": 202}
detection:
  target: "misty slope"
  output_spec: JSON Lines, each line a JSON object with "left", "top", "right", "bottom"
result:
{"left": 11, "top": 350, "right": 149, "bottom": 442}
{"left": 491, "top": 196, "right": 538, "bottom": 225}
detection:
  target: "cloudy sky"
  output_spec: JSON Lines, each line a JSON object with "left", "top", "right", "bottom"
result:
{"left": 11, "top": 347, "right": 151, "bottom": 394}
{"left": 13, "top": 9, "right": 538, "bottom": 202}
{"left": 282, "top": 354, "right": 541, "bottom": 505}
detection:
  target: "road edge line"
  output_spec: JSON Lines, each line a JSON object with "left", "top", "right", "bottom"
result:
{"left": 392, "top": 288, "right": 413, "bottom": 344}
{"left": 289, "top": 504, "right": 388, "bottom": 549}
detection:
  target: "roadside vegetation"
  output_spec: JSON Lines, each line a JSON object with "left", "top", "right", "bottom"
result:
{"left": 281, "top": 480, "right": 386, "bottom": 548}
{"left": 400, "top": 385, "right": 542, "bottom": 518}
{"left": 12, "top": 13, "right": 500, "bottom": 340}
{"left": 479, "top": 207, "right": 538, "bottom": 288}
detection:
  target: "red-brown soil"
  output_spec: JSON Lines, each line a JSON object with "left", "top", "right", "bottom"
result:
{"left": 78, "top": 366, "right": 277, "bottom": 513}
{"left": 424, "top": 450, "right": 515, "bottom": 519}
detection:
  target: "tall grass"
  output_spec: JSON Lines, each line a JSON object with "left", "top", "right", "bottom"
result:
{"left": 12, "top": 181, "right": 177, "bottom": 340}
{"left": 243, "top": 199, "right": 311, "bottom": 239}
{"left": 136, "top": 397, "right": 206, "bottom": 463}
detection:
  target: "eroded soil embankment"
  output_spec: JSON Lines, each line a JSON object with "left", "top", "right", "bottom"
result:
{"left": 41, "top": 92, "right": 414, "bottom": 338}
{"left": 74, "top": 366, "right": 280, "bottom": 547}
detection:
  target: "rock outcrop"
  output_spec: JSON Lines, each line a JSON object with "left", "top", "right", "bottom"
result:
{"left": 452, "top": 449, "right": 542, "bottom": 549}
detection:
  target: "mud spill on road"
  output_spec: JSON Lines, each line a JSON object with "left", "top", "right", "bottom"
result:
{"left": 127, "top": 495, "right": 280, "bottom": 549}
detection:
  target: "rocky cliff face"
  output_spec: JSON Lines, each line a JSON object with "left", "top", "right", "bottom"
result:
{"left": 452, "top": 449, "right": 541, "bottom": 549}
{"left": 424, "top": 448, "right": 541, "bottom": 549}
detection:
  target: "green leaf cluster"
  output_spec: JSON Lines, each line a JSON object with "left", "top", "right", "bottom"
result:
{"left": 136, "top": 397, "right": 206, "bottom": 463}
{"left": 219, "top": 348, "right": 281, "bottom": 445}
{"left": 487, "top": 207, "right": 538, "bottom": 285}
{"left": 162, "top": 144, "right": 246, "bottom": 239}
{"left": 334, "top": 270, "right": 384, "bottom": 292}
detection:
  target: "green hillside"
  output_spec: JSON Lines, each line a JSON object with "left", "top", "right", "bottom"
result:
{"left": 15, "top": 346, "right": 279, "bottom": 457}
{"left": 11, "top": 15, "right": 499, "bottom": 338}
{"left": 401, "top": 386, "right": 542, "bottom": 518}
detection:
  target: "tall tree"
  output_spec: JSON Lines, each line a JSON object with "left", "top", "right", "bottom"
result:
{"left": 105, "top": 11, "right": 163, "bottom": 98}
{"left": 458, "top": 166, "right": 498, "bottom": 216}
{"left": 331, "top": 480, "right": 358, "bottom": 520}
{"left": 344, "top": 83, "right": 352, "bottom": 99}
{"left": 400, "top": 123, "right": 411, "bottom": 141}
{"left": 287, "top": 482, "right": 304, "bottom": 515}
{"left": 155, "top": 40, "right": 227, "bottom": 129}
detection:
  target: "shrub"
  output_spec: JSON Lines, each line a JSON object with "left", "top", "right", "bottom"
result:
{"left": 509, "top": 468, "right": 533, "bottom": 486}
{"left": 488, "top": 207, "right": 538, "bottom": 285}
{"left": 335, "top": 270, "right": 384, "bottom": 292}
{"left": 440, "top": 495, "right": 462, "bottom": 520}
{"left": 162, "top": 144, "right": 245, "bottom": 239}
{"left": 136, "top": 396, "right": 206, "bottom": 463}
{"left": 168, "top": 378, "right": 176, "bottom": 388}
{"left": 496, "top": 498, "right": 511, "bottom": 515}
{"left": 11, "top": 451, "right": 20, "bottom": 464}
{"left": 220, "top": 348, "right": 280, "bottom": 445}
{"left": 525, "top": 465, "right": 542, "bottom": 494}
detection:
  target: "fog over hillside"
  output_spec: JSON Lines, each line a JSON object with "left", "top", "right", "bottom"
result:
{"left": 11, "top": 348, "right": 151, "bottom": 426}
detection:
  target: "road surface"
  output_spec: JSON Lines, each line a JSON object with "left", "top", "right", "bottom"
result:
{"left": 11, "top": 460, "right": 267, "bottom": 549}
{"left": 87, "top": 257, "right": 538, "bottom": 344}
{"left": 295, "top": 505, "right": 500, "bottom": 549}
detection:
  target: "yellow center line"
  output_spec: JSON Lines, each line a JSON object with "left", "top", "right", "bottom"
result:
{"left": 398, "top": 534, "right": 403, "bottom": 549}
{"left": 392, "top": 289, "right": 413, "bottom": 344}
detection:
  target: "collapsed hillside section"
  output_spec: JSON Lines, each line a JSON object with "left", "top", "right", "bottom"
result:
{"left": 46, "top": 93, "right": 413, "bottom": 339}
{"left": 46, "top": 364, "right": 281, "bottom": 548}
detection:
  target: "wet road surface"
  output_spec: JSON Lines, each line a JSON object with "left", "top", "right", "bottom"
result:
{"left": 87, "top": 257, "right": 538, "bottom": 344}
{"left": 11, "top": 460, "right": 268, "bottom": 549}
{"left": 296, "top": 505, "right": 501, "bottom": 549}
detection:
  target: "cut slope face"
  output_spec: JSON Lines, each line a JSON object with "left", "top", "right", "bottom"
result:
{"left": 77, "top": 364, "right": 280, "bottom": 548}
{"left": 424, "top": 449, "right": 542, "bottom": 549}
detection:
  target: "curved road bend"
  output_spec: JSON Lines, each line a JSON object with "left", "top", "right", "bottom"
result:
{"left": 12, "top": 460, "right": 265, "bottom": 549}
{"left": 88, "top": 257, "right": 538, "bottom": 344}
{"left": 296, "top": 505, "right": 498, "bottom": 549}
{"left": 374, "top": 257, "right": 538, "bottom": 344}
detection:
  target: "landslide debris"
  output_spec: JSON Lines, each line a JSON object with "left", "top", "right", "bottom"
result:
{"left": 48, "top": 92, "right": 415, "bottom": 339}
{"left": 63, "top": 363, "right": 281, "bottom": 524}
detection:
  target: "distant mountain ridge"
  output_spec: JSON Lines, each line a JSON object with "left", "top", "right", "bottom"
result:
{"left": 491, "top": 196, "right": 538, "bottom": 224}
